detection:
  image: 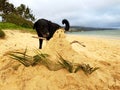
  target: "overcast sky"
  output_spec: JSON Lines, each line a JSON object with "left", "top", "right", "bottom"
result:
{"left": 8, "top": 0, "right": 120, "bottom": 28}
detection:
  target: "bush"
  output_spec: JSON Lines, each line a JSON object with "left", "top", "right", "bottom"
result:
{"left": 0, "top": 22, "right": 23, "bottom": 29}
{"left": 3, "top": 13, "right": 33, "bottom": 28}
{"left": 0, "top": 29, "right": 5, "bottom": 38}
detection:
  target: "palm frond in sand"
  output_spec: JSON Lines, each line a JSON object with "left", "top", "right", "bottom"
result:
{"left": 58, "top": 55, "right": 74, "bottom": 73}
{"left": 9, "top": 49, "right": 99, "bottom": 74}
{"left": 9, "top": 48, "right": 32, "bottom": 67}
{"left": 32, "top": 49, "right": 49, "bottom": 66}
{"left": 58, "top": 54, "right": 99, "bottom": 74}
{"left": 80, "top": 64, "right": 99, "bottom": 75}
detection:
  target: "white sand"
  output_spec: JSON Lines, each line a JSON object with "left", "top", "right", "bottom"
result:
{"left": 0, "top": 30, "right": 120, "bottom": 90}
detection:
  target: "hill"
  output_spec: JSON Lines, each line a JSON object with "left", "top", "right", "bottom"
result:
{"left": 69, "top": 26, "right": 118, "bottom": 32}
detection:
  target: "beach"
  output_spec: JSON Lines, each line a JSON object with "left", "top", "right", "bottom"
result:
{"left": 0, "top": 30, "right": 120, "bottom": 90}
{"left": 67, "top": 34, "right": 120, "bottom": 61}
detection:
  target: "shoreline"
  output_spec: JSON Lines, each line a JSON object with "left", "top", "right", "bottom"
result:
{"left": 67, "top": 29, "right": 120, "bottom": 40}
{"left": 67, "top": 33, "right": 120, "bottom": 40}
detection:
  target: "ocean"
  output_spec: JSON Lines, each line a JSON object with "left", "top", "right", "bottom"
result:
{"left": 67, "top": 29, "right": 120, "bottom": 39}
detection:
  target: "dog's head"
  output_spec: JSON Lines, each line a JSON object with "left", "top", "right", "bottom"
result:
{"left": 33, "top": 19, "right": 50, "bottom": 38}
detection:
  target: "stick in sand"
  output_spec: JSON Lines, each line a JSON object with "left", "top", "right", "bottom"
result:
{"left": 32, "top": 36, "right": 46, "bottom": 40}
{"left": 70, "top": 40, "right": 86, "bottom": 47}
{"left": 32, "top": 36, "right": 85, "bottom": 47}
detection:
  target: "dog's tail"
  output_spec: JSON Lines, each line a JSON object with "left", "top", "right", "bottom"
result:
{"left": 62, "top": 19, "right": 70, "bottom": 31}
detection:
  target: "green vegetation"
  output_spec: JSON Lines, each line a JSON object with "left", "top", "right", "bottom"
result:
{"left": 32, "top": 49, "right": 50, "bottom": 66}
{"left": 0, "top": 0, "right": 35, "bottom": 28}
{"left": 33, "top": 49, "right": 61, "bottom": 71}
{"left": 58, "top": 55, "right": 99, "bottom": 74}
{"left": 58, "top": 55, "right": 74, "bottom": 73}
{"left": 79, "top": 64, "right": 99, "bottom": 75}
{"left": 0, "top": 22, "right": 24, "bottom": 29}
{"left": 9, "top": 48, "right": 51, "bottom": 67}
{"left": 9, "top": 49, "right": 99, "bottom": 75}
{"left": 0, "top": 29, "right": 5, "bottom": 38}
{"left": 3, "top": 13, "right": 33, "bottom": 28}
{"left": 0, "top": 22, "right": 35, "bottom": 33}
{"left": 9, "top": 49, "right": 61, "bottom": 71}
{"left": 9, "top": 48, "right": 33, "bottom": 67}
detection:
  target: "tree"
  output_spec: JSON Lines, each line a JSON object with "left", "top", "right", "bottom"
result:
{"left": 0, "top": 0, "right": 35, "bottom": 27}
{"left": 3, "top": 2, "right": 15, "bottom": 14}
{"left": 0, "top": 0, "right": 15, "bottom": 21}
{"left": 16, "top": 4, "right": 35, "bottom": 21}
{"left": 0, "top": 0, "right": 7, "bottom": 11}
{"left": 16, "top": 4, "right": 26, "bottom": 16}
{"left": 0, "top": 0, "right": 15, "bottom": 14}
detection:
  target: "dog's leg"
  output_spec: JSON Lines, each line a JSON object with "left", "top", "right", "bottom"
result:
{"left": 39, "top": 39, "right": 43, "bottom": 49}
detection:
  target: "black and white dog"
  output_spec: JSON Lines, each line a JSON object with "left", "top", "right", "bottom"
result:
{"left": 33, "top": 19, "right": 70, "bottom": 49}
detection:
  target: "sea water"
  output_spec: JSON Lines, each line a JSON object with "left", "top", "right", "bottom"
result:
{"left": 67, "top": 29, "right": 120, "bottom": 39}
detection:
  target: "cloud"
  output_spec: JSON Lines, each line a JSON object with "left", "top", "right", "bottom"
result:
{"left": 8, "top": 0, "right": 120, "bottom": 27}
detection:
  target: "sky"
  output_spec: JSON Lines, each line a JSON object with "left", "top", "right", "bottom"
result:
{"left": 7, "top": 0, "right": 120, "bottom": 28}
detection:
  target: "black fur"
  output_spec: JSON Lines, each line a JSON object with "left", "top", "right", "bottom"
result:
{"left": 33, "top": 19, "right": 70, "bottom": 49}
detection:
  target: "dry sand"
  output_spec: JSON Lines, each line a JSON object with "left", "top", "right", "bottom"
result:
{"left": 0, "top": 29, "right": 120, "bottom": 90}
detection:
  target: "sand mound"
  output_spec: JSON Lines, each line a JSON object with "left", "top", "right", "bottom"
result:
{"left": 43, "top": 29, "right": 93, "bottom": 64}
{"left": 0, "top": 29, "right": 120, "bottom": 90}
